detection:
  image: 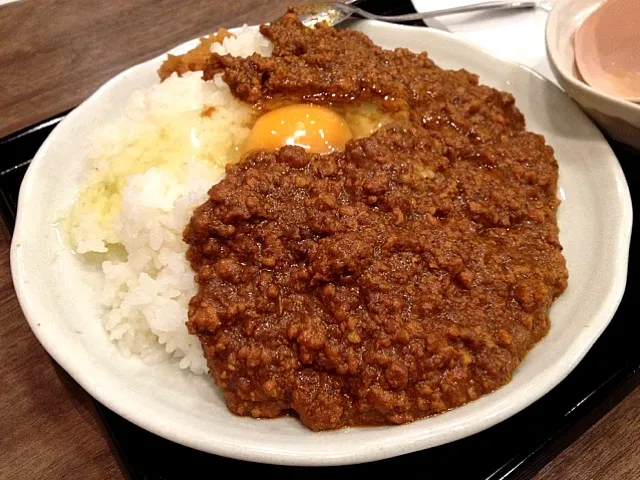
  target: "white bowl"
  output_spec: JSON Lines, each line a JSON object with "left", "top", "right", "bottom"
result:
{"left": 11, "top": 21, "right": 632, "bottom": 465}
{"left": 546, "top": 0, "right": 640, "bottom": 150}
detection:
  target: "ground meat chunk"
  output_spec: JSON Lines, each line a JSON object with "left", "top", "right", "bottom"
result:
{"left": 203, "top": 10, "right": 524, "bottom": 146}
{"left": 158, "top": 29, "right": 233, "bottom": 81}
{"left": 185, "top": 126, "right": 567, "bottom": 431}
{"left": 183, "top": 10, "right": 567, "bottom": 431}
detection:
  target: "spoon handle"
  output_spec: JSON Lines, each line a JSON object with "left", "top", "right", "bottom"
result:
{"left": 336, "top": 1, "right": 537, "bottom": 23}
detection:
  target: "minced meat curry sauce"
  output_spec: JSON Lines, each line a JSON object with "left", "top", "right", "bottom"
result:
{"left": 181, "top": 11, "right": 568, "bottom": 431}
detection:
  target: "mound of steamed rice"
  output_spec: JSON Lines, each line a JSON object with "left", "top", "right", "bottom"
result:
{"left": 69, "top": 27, "right": 271, "bottom": 374}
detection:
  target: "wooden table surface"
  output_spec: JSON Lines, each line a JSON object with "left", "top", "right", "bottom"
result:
{"left": 0, "top": 1, "right": 638, "bottom": 479}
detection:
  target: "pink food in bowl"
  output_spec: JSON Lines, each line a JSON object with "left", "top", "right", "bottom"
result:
{"left": 574, "top": 0, "right": 640, "bottom": 103}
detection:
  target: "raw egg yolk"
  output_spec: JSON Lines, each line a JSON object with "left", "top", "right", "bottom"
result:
{"left": 242, "top": 104, "right": 353, "bottom": 155}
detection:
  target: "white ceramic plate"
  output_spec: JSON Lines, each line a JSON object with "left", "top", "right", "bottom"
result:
{"left": 11, "top": 21, "right": 632, "bottom": 466}
{"left": 411, "top": 0, "right": 557, "bottom": 81}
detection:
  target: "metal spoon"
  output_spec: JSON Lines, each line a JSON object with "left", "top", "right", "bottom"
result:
{"left": 299, "top": 1, "right": 537, "bottom": 28}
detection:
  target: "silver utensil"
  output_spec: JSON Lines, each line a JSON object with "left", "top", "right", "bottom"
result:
{"left": 300, "top": 1, "right": 537, "bottom": 28}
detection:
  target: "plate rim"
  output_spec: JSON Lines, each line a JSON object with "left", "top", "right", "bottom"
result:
{"left": 10, "top": 20, "right": 633, "bottom": 466}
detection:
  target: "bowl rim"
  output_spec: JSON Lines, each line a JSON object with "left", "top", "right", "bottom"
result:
{"left": 545, "top": 0, "right": 640, "bottom": 114}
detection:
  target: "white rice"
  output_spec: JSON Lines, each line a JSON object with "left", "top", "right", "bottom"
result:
{"left": 101, "top": 162, "right": 220, "bottom": 373}
{"left": 71, "top": 27, "right": 270, "bottom": 373}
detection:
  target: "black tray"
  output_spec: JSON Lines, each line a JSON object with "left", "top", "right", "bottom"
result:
{"left": 2, "top": 2, "right": 639, "bottom": 479}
